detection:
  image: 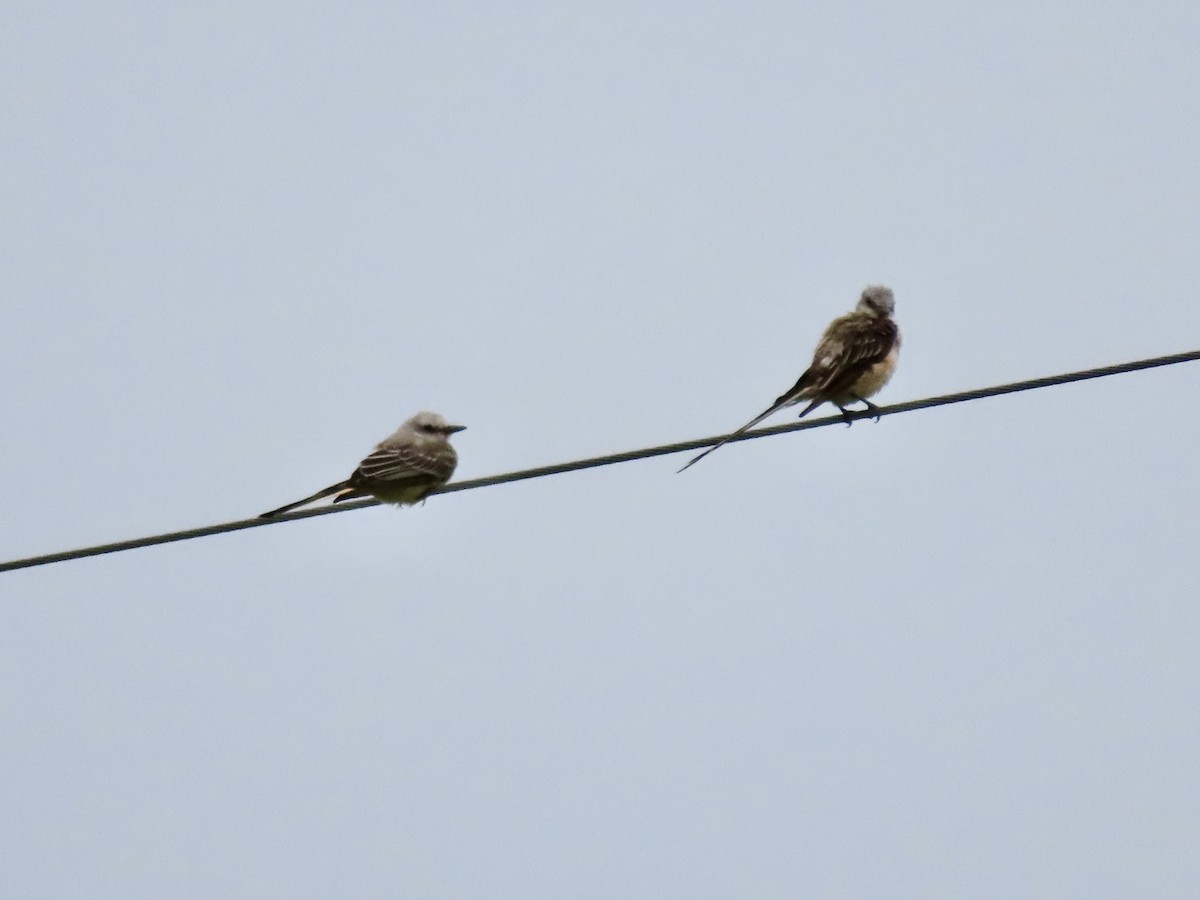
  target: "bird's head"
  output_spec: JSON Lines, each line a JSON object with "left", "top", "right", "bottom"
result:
{"left": 405, "top": 411, "right": 467, "bottom": 438}
{"left": 857, "top": 285, "right": 895, "bottom": 317}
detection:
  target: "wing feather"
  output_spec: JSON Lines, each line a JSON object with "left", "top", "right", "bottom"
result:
{"left": 807, "top": 313, "right": 897, "bottom": 398}
{"left": 350, "top": 443, "right": 458, "bottom": 490}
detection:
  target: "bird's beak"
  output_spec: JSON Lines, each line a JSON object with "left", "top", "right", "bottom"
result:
{"left": 445, "top": 424, "right": 467, "bottom": 434}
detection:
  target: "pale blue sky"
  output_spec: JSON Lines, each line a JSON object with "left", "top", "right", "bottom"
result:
{"left": 3, "top": 2, "right": 1199, "bottom": 897}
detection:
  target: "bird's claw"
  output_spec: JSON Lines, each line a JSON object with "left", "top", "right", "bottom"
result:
{"left": 851, "top": 398, "right": 882, "bottom": 423}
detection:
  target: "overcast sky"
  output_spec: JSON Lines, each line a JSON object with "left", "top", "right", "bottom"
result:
{"left": 3, "top": 2, "right": 1200, "bottom": 897}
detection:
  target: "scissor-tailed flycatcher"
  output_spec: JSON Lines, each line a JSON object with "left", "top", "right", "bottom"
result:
{"left": 678, "top": 285, "right": 900, "bottom": 472}
{"left": 260, "top": 411, "right": 466, "bottom": 517}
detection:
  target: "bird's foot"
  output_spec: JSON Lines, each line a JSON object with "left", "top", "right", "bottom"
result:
{"left": 848, "top": 396, "right": 882, "bottom": 423}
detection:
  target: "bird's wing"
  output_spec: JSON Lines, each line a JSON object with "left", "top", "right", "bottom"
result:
{"left": 350, "top": 442, "right": 458, "bottom": 490}
{"left": 805, "top": 313, "right": 898, "bottom": 399}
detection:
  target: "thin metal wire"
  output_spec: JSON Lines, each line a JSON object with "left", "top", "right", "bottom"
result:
{"left": 3, "top": 348, "right": 1198, "bottom": 574}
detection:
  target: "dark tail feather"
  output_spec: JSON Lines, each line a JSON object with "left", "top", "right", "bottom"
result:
{"left": 259, "top": 481, "right": 351, "bottom": 518}
{"left": 676, "top": 404, "right": 782, "bottom": 473}
{"left": 796, "top": 396, "right": 824, "bottom": 419}
{"left": 773, "top": 368, "right": 813, "bottom": 407}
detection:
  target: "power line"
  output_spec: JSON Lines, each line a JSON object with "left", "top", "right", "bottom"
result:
{"left": 3, "top": 347, "right": 1198, "bottom": 574}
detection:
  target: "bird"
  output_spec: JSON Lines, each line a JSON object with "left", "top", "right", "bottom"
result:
{"left": 677, "top": 285, "right": 900, "bottom": 472}
{"left": 259, "top": 411, "right": 466, "bottom": 517}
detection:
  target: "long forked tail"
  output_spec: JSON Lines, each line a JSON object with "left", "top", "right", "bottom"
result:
{"left": 677, "top": 367, "right": 815, "bottom": 473}
{"left": 676, "top": 404, "right": 783, "bottom": 473}
{"left": 259, "top": 481, "right": 351, "bottom": 518}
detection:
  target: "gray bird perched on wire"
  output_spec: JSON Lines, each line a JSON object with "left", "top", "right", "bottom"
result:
{"left": 260, "top": 411, "right": 466, "bottom": 517}
{"left": 678, "top": 285, "right": 900, "bottom": 472}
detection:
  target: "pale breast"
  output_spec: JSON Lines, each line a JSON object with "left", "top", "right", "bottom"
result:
{"left": 845, "top": 344, "right": 900, "bottom": 401}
